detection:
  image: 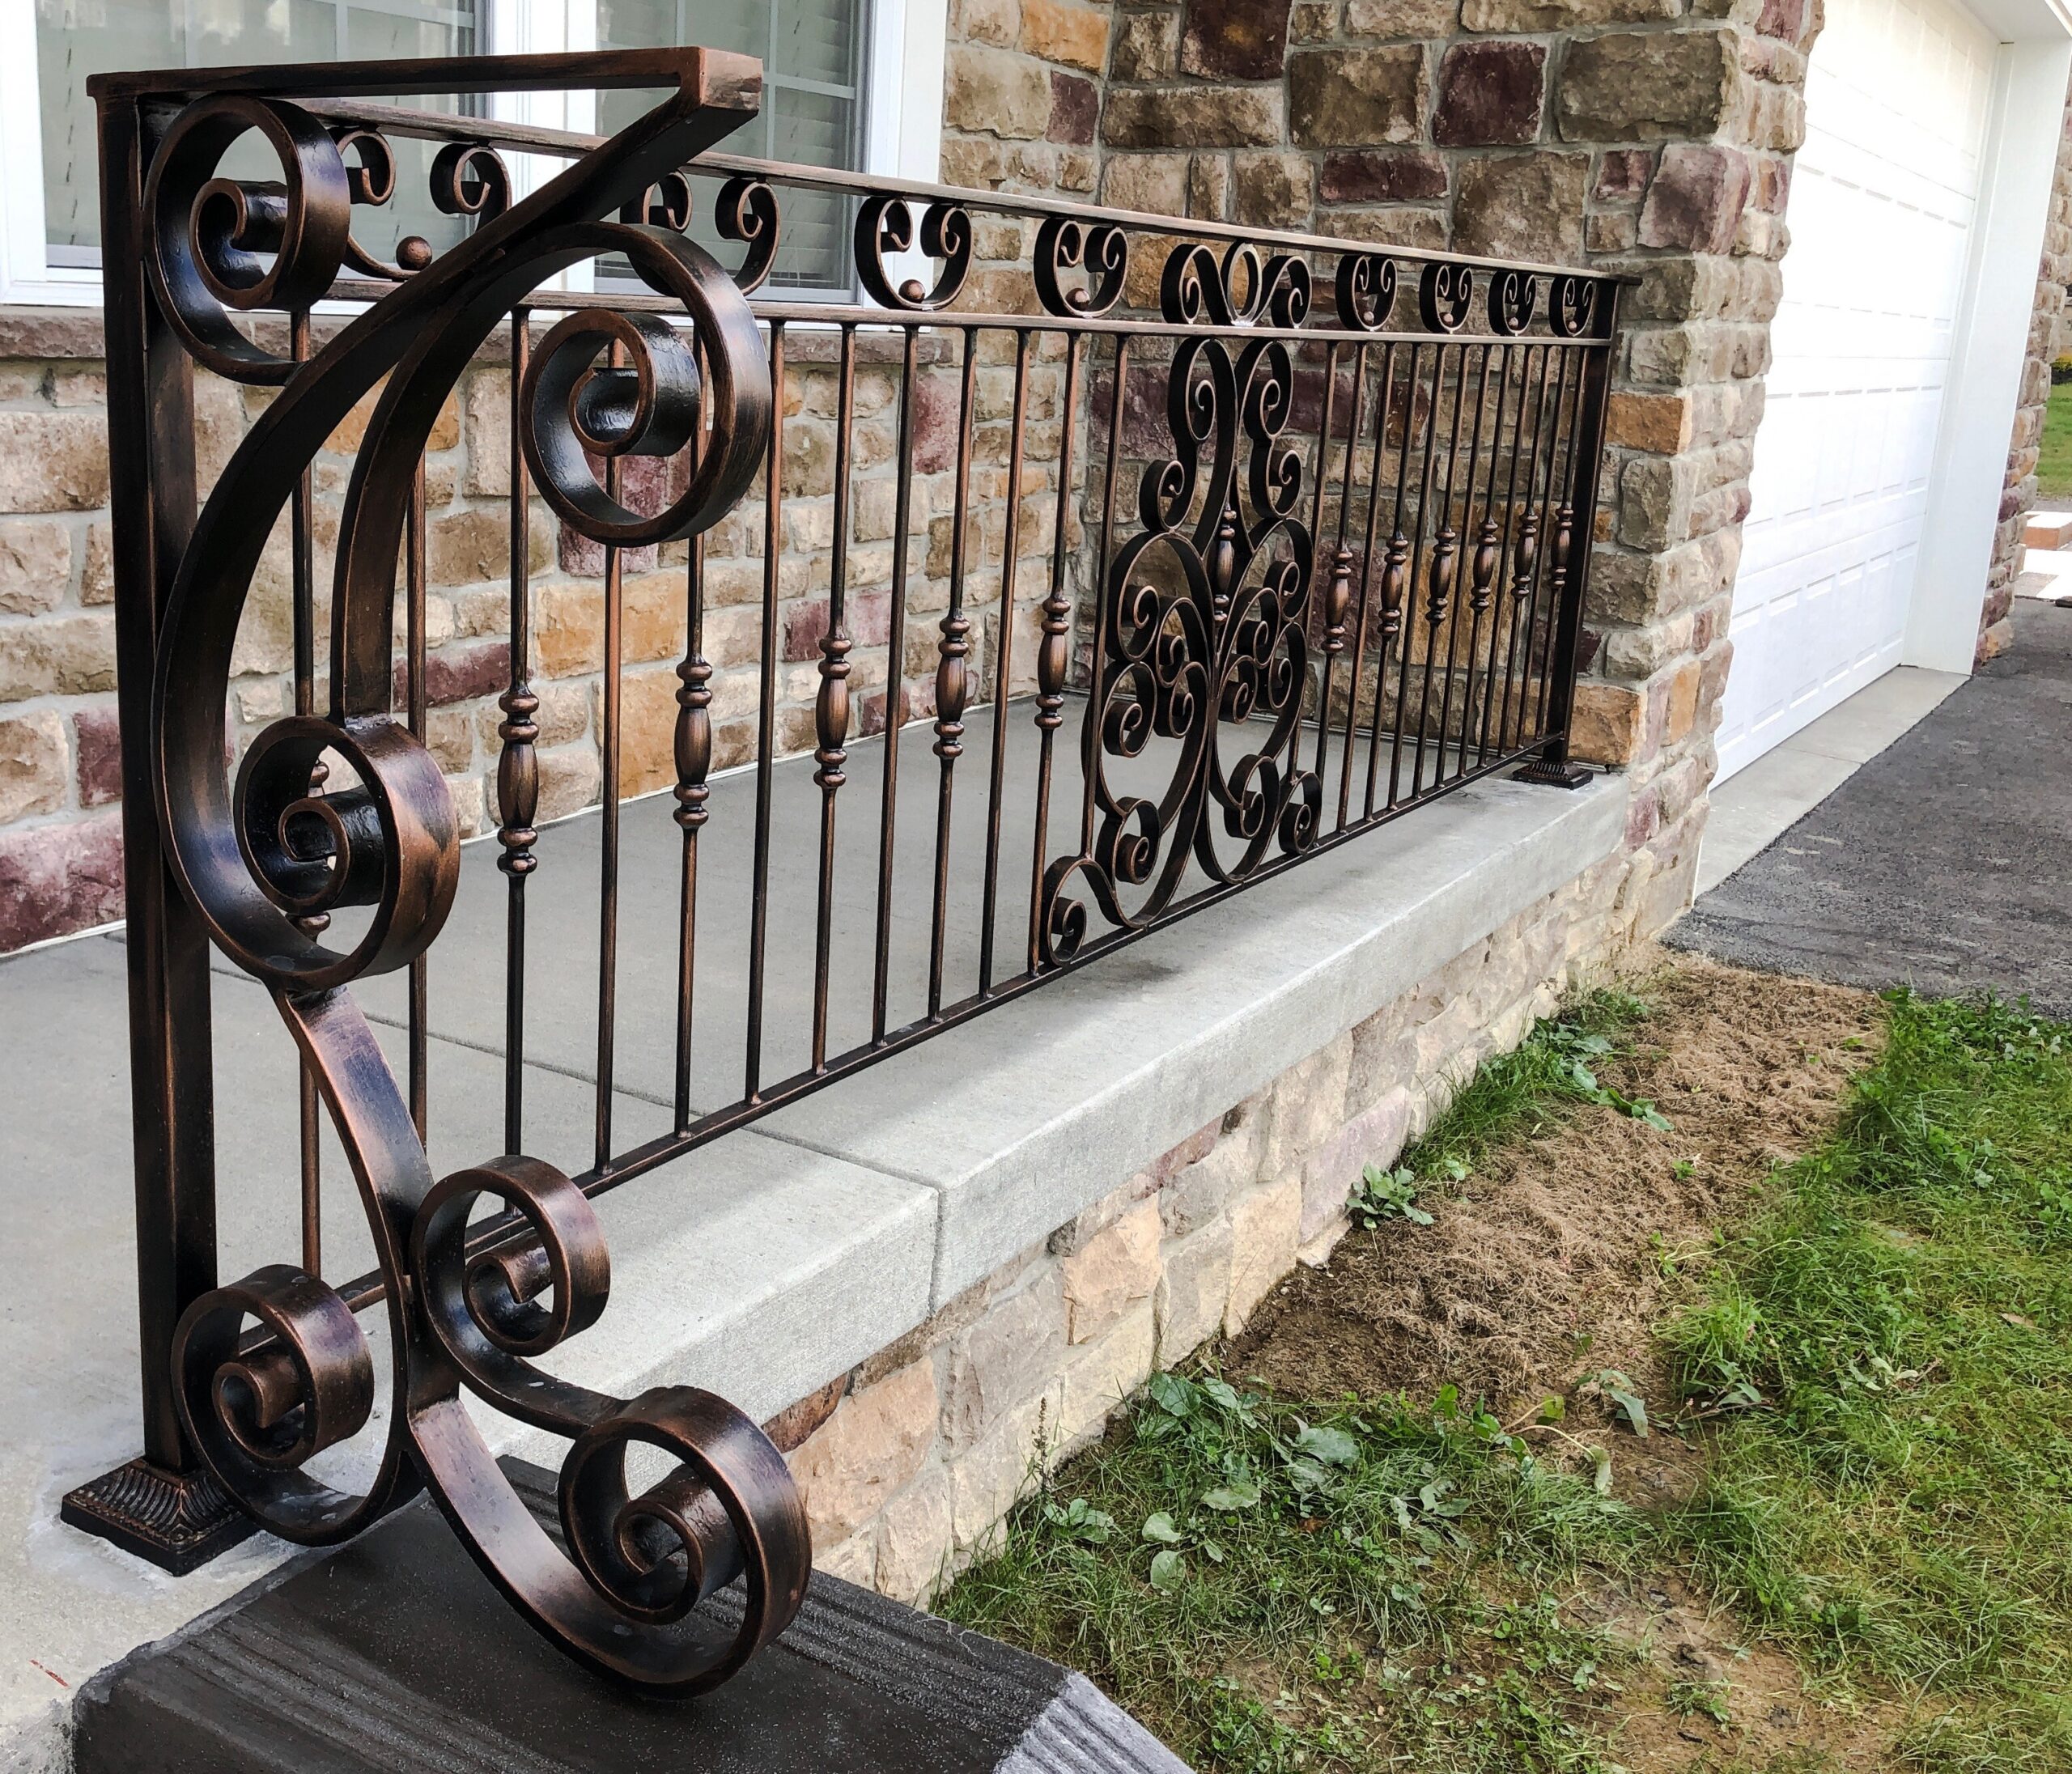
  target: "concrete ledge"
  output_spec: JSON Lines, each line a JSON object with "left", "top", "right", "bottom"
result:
{"left": 765, "top": 771, "right": 1628, "bottom": 1305}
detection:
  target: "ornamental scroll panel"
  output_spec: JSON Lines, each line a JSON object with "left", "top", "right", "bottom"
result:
{"left": 137, "top": 53, "right": 807, "bottom": 1693}
{"left": 79, "top": 45, "right": 1617, "bottom": 1698}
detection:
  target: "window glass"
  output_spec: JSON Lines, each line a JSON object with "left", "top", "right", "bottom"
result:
{"left": 35, "top": 0, "right": 480, "bottom": 266}
{"left": 598, "top": 0, "right": 863, "bottom": 291}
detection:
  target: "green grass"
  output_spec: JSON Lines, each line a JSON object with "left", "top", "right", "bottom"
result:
{"left": 940, "top": 987, "right": 2072, "bottom": 1772}
{"left": 940, "top": 1374, "right": 1641, "bottom": 1772}
{"left": 2036, "top": 379, "right": 2072, "bottom": 503}
{"left": 1662, "top": 993, "right": 2072, "bottom": 1766}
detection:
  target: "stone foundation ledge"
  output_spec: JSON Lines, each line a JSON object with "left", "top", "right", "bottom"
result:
{"left": 0, "top": 769, "right": 1628, "bottom": 1770}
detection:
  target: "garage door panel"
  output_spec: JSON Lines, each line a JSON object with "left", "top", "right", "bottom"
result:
{"left": 1714, "top": 0, "right": 1994, "bottom": 780}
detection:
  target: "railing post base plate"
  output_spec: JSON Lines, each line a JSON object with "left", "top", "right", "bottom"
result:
{"left": 1514, "top": 758, "right": 1592, "bottom": 790}
{"left": 61, "top": 1458, "right": 257, "bottom": 1575}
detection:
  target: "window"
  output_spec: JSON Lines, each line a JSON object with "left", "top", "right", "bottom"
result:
{"left": 600, "top": 0, "right": 860, "bottom": 290}
{"left": 0, "top": 0, "right": 945, "bottom": 306}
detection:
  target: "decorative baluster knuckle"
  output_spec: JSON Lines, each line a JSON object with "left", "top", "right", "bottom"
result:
{"left": 496, "top": 684, "right": 541, "bottom": 876}
{"left": 673, "top": 656, "right": 713, "bottom": 832}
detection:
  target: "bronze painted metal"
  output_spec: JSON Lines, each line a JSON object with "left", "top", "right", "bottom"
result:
{"left": 62, "top": 47, "right": 1620, "bottom": 1693}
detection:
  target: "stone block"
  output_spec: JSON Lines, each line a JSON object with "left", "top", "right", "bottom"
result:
{"left": 1289, "top": 47, "right": 1427, "bottom": 147}
{"left": 74, "top": 705, "right": 122, "bottom": 808}
{"left": 1463, "top": 0, "right": 1671, "bottom": 23}
{"left": 1298, "top": 1089, "right": 1411, "bottom": 1243}
{"left": 789, "top": 1359, "right": 939, "bottom": 1551}
{"left": 1112, "top": 11, "right": 1180, "bottom": 79}
{"left": 1225, "top": 1172, "right": 1301, "bottom": 1333}
{"left": 1233, "top": 151, "right": 1315, "bottom": 227}
{"left": 1260, "top": 1033, "right": 1352, "bottom": 1178}
{"left": 1605, "top": 391, "right": 1690, "bottom": 454}
{"left": 1050, "top": 70, "right": 1100, "bottom": 146}
{"left": 1345, "top": 0, "right": 1457, "bottom": 32}
{"left": 0, "top": 611, "right": 117, "bottom": 702}
{"left": 1020, "top": 0, "right": 1110, "bottom": 69}
{"left": 0, "top": 412, "right": 109, "bottom": 514}
{"left": 1058, "top": 1303, "right": 1157, "bottom": 1449}
{"left": 1320, "top": 149, "right": 1448, "bottom": 204}
{"left": 1594, "top": 147, "right": 1654, "bottom": 200}
{"left": 946, "top": 45, "right": 1055, "bottom": 141}
{"left": 873, "top": 1466, "right": 956, "bottom": 1605}
{"left": 0, "top": 711, "right": 67, "bottom": 824}
{"left": 1639, "top": 144, "right": 1752, "bottom": 253}
{"left": 1061, "top": 1199, "right": 1162, "bottom": 1343}
{"left": 958, "top": 0, "right": 1021, "bottom": 45}
{"left": 1161, "top": 1107, "right": 1263, "bottom": 1237}
{"left": 0, "top": 520, "right": 70, "bottom": 615}
{"left": 1569, "top": 679, "right": 1644, "bottom": 766}
{"left": 0, "top": 810, "right": 122, "bottom": 949}
{"left": 1180, "top": 0, "right": 1294, "bottom": 80}
{"left": 1156, "top": 1222, "right": 1233, "bottom": 1362}
{"left": 1432, "top": 41, "right": 1545, "bottom": 147}
{"left": 1453, "top": 153, "right": 1587, "bottom": 264}
{"left": 1103, "top": 85, "right": 1286, "bottom": 148}
{"left": 1555, "top": 29, "right": 1740, "bottom": 142}
{"left": 942, "top": 1268, "right": 1068, "bottom": 1447}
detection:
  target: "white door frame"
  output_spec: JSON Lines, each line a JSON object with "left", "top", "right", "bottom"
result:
{"left": 1904, "top": 0, "right": 2072, "bottom": 672}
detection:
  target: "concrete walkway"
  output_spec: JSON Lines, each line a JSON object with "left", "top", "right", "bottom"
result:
{"left": 1671, "top": 600, "right": 2072, "bottom": 1016}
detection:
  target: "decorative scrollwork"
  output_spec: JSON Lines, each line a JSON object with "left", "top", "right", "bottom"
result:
{"left": 1335, "top": 251, "right": 1397, "bottom": 332}
{"left": 1418, "top": 260, "right": 1474, "bottom": 334}
{"left": 1040, "top": 243, "right": 1323, "bottom": 960}
{"left": 145, "top": 95, "right": 353, "bottom": 383}
{"left": 1034, "top": 216, "right": 1127, "bottom": 316}
{"left": 1550, "top": 273, "right": 1599, "bottom": 339}
{"left": 1488, "top": 268, "right": 1539, "bottom": 337}
{"left": 142, "top": 70, "right": 800, "bottom": 1693}
{"left": 855, "top": 196, "right": 971, "bottom": 310}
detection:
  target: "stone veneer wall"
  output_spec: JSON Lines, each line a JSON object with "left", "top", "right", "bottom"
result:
{"left": 1981, "top": 79, "right": 2072, "bottom": 663}
{"left": 769, "top": 841, "right": 1639, "bottom": 1601}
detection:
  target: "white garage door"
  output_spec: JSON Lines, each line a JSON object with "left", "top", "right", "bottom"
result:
{"left": 1715, "top": 0, "right": 1997, "bottom": 781}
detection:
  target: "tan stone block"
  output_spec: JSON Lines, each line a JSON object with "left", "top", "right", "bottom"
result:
{"left": 80, "top": 522, "right": 113, "bottom": 605}
{"left": 427, "top": 506, "right": 508, "bottom": 588}
{"left": 945, "top": 45, "right": 1054, "bottom": 141}
{"left": 1347, "top": 0, "right": 1458, "bottom": 31}
{"left": 873, "top": 1467, "right": 955, "bottom": 1605}
{"left": 950, "top": 1384, "right": 1059, "bottom": 1551}
{"left": 1233, "top": 152, "right": 1315, "bottom": 229}
{"left": 1663, "top": 658, "right": 1700, "bottom": 745}
{"left": 1569, "top": 679, "right": 1644, "bottom": 766}
{"left": 1555, "top": 28, "right": 1741, "bottom": 143}
{"left": 1058, "top": 1304, "right": 1157, "bottom": 1450}
{"left": 0, "top": 711, "right": 67, "bottom": 823}
{"left": 533, "top": 743, "right": 601, "bottom": 822}
{"left": 1155, "top": 1222, "right": 1233, "bottom": 1364}
{"left": 622, "top": 570, "right": 688, "bottom": 664}
{"left": 788, "top": 1360, "right": 939, "bottom": 1551}
{"left": 464, "top": 368, "right": 513, "bottom": 497}
{"left": 1288, "top": 48, "right": 1427, "bottom": 148}
{"left": 1225, "top": 1173, "right": 1301, "bottom": 1334}
{"left": 1261, "top": 1033, "right": 1353, "bottom": 1178}
{"left": 957, "top": 0, "right": 1021, "bottom": 46}
{"left": 1102, "top": 86, "right": 1286, "bottom": 150}
{"left": 1605, "top": 391, "right": 1691, "bottom": 455}
{"left": 1453, "top": 153, "right": 1588, "bottom": 264}
{"left": 0, "top": 520, "right": 70, "bottom": 615}
{"left": 1102, "top": 153, "right": 1190, "bottom": 217}
{"left": 0, "top": 612, "right": 117, "bottom": 702}
{"left": 1110, "top": 9, "right": 1179, "bottom": 79}
{"left": 1019, "top": 0, "right": 1110, "bottom": 70}
{"left": 941, "top": 1268, "right": 1067, "bottom": 1448}
{"left": 813, "top": 1527, "right": 880, "bottom": 1588}
{"left": 0, "top": 412, "right": 109, "bottom": 514}
{"left": 533, "top": 583, "right": 602, "bottom": 677}
{"left": 1060, "top": 1199, "right": 1162, "bottom": 1343}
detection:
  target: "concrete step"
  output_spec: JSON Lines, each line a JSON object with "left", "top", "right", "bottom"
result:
{"left": 2023, "top": 509, "right": 2072, "bottom": 550}
{"left": 70, "top": 1460, "right": 1191, "bottom": 1774}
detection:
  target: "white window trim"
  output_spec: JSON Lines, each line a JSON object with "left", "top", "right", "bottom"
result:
{"left": 0, "top": 0, "right": 945, "bottom": 308}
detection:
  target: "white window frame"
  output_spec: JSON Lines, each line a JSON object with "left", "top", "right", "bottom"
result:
{"left": 0, "top": 0, "right": 945, "bottom": 308}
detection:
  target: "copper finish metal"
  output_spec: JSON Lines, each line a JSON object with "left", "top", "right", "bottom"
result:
{"left": 66, "top": 45, "right": 1620, "bottom": 1695}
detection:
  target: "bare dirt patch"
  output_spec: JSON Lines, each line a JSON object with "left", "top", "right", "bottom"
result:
{"left": 1233, "top": 956, "right": 1883, "bottom": 1432}
{"left": 1228, "top": 957, "right": 1900, "bottom": 1772}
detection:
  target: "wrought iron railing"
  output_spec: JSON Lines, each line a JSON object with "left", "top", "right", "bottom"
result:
{"left": 62, "top": 49, "right": 1621, "bottom": 1693}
